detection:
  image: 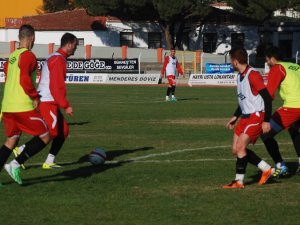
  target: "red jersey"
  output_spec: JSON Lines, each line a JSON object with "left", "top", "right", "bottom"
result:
{"left": 266, "top": 64, "right": 286, "bottom": 99}
{"left": 240, "top": 66, "right": 265, "bottom": 95}
{"left": 38, "top": 48, "right": 70, "bottom": 109}
{"left": 161, "top": 56, "right": 184, "bottom": 76}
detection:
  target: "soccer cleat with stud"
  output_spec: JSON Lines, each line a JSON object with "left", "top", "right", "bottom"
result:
{"left": 223, "top": 180, "right": 244, "bottom": 189}
{"left": 272, "top": 164, "right": 288, "bottom": 178}
{"left": 4, "top": 164, "right": 22, "bottom": 184}
{"left": 12, "top": 147, "right": 26, "bottom": 169}
{"left": 42, "top": 163, "right": 63, "bottom": 169}
{"left": 258, "top": 168, "right": 274, "bottom": 185}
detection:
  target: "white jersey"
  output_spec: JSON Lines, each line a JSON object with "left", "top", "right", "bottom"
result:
{"left": 165, "top": 56, "right": 178, "bottom": 76}
{"left": 38, "top": 52, "right": 65, "bottom": 102}
{"left": 237, "top": 68, "right": 264, "bottom": 114}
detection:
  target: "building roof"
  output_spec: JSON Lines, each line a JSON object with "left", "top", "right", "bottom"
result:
{"left": 5, "top": 8, "right": 107, "bottom": 31}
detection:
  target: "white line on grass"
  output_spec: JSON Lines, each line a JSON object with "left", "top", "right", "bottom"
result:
{"left": 21, "top": 142, "right": 295, "bottom": 166}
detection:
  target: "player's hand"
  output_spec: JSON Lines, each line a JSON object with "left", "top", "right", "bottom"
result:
{"left": 262, "top": 122, "right": 271, "bottom": 134}
{"left": 65, "top": 106, "right": 73, "bottom": 116}
{"left": 226, "top": 116, "right": 237, "bottom": 130}
{"left": 33, "top": 98, "right": 40, "bottom": 109}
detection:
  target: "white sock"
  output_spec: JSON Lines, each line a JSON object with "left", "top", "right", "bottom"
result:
{"left": 45, "top": 154, "right": 55, "bottom": 164}
{"left": 235, "top": 174, "right": 244, "bottom": 184}
{"left": 172, "top": 95, "right": 175, "bottom": 98}
{"left": 258, "top": 160, "right": 271, "bottom": 172}
{"left": 276, "top": 162, "right": 282, "bottom": 168}
{"left": 18, "top": 144, "right": 26, "bottom": 153}
{"left": 10, "top": 159, "right": 20, "bottom": 169}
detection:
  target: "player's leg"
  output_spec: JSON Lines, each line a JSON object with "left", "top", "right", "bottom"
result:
{"left": 166, "top": 85, "right": 172, "bottom": 101}
{"left": 4, "top": 111, "right": 50, "bottom": 184}
{"left": 288, "top": 121, "right": 300, "bottom": 174}
{"left": 223, "top": 133, "right": 248, "bottom": 189}
{"left": 171, "top": 85, "right": 177, "bottom": 101}
{"left": 43, "top": 108, "right": 69, "bottom": 169}
{"left": 261, "top": 111, "right": 288, "bottom": 177}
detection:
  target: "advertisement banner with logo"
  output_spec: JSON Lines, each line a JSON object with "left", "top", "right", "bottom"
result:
{"left": 188, "top": 73, "right": 237, "bottom": 86}
{"left": 205, "top": 63, "right": 234, "bottom": 74}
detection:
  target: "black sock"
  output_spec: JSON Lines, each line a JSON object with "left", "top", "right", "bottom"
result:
{"left": 166, "top": 87, "right": 171, "bottom": 96}
{"left": 236, "top": 156, "right": 248, "bottom": 174}
{"left": 171, "top": 86, "right": 176, "bottom": 95}
{"left": 0, "top": 145, "right": 12, "bottom": 171}
{"left": 262, "top": 137, "right": 283, "bottom": 164}
{"left": 246, "top": 149, "right": 261, "bottom": 166}
{"left": 16, "top": 137, "right": 47, "bottom": 164}
{"left": 49, "top": 136, "right": 65, "bottom": 156}
{"left": 289, "top": 126, "right": 300, "bottom": 158}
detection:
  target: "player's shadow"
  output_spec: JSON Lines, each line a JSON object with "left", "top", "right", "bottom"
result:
{"left": 61, "top": 146, "right": 154, "bottom": 166}
{"left": 21, "top": 162, "right": 124, "bottom": 186}
{"left": 67, "top": 121, "right": 90, "bottom": 126}
{"left": 19, "top": 146, "right": 154, "bottom": 186}
{"left": 177, "top": 97, "right": 199, "bottom": 101}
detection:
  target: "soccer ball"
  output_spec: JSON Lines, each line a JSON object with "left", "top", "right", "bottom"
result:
{"left": 89, "top": 148, "right": 106, "bottom": 165}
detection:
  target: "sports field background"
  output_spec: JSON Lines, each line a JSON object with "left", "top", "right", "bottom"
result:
{"left": 0, "top": 84, "right": 300, "bottom": 225}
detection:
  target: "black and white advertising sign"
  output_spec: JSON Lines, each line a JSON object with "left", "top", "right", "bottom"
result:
{"left": 0, "top": 58, "right": 139, "bottom": 73}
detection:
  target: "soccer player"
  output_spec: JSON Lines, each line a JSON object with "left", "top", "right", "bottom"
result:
{"left": 261, "top": 46, "right": 300, "bottom": 177}
{"left": 160, "top": 48, "right": 184, "bottom": 102}
{"left": 223, "top": 47, "right": 274, "bottom": 189}
{"left": 0, "top": 24, "right": 51, "bottom": 185}
{"left": 14, "top": 33, "right": 77, "bottom": 169}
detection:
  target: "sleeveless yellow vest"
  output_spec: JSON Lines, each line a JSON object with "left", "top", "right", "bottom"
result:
{"left": 278, "top": 62, "right": 300, "bottom": 108}
{"left": 1, "top": 48, "right": 36, "bottom": 112}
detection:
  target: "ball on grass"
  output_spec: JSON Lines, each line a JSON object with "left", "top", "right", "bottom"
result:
{"left": 89, "top": 148, "right": 106, "bottom": 165}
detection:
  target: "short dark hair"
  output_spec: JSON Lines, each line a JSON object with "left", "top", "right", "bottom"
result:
{"left": 19, "top": 24, "right": 35, "bottom": 40}
{"left": 264, "top": 46, "right": 283, "bottom": 61}
{"left": 170, "top": 47, "right": 175, "bottom": 51}
{"left": 229, "top": 47, "right": 248, "bottom": 64}
{"left": 60, "top": 33, "right": 77, "bottom": 47}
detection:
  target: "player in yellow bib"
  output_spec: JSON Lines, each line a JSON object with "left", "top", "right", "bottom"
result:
{"left": 262, "top": 47, "right": 300, "bottom": 177}
{"left": 0, "top": 24, "right": 50, "bottom": 186}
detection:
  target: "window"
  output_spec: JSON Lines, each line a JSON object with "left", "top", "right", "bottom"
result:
{"left": 77, "top": 38, "right": 84, "bottom": 46}
{"left": 148, "top": 32, "right": 161, "bottom": 49}
{"left": 120, "top": 32, "right": 133, "bottom": 47}
{"left": 203, "top": 33, "right": 217, "bottom": 53}
{"left": 231, "top": 33, "right": 244, "bottom": 49}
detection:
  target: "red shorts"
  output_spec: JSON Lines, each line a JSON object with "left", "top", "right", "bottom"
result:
{"left": 271, "top": 107, "right": 300, "bottom": 131}
{"left": 39, "top": 102, "right": 69, "bottom": 138}
{"left": 2, "top": 110, "right": 48, "bottom": 138}
{"left": 167, "top": 75, "right": 176, "bottom": 86}
{"left": 235, "top": 112, "right": 265, "bottom": 144}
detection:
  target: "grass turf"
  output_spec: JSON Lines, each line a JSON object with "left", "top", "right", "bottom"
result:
{"left": 0, "top": 84, "right": 300, "bottom": 225}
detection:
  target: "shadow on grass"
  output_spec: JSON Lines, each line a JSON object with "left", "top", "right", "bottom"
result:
{"left": 19, "top": 146, "right": 154, "bottom": 186}
{"left": 177, "top": 98, "right": 199, "bottom": 101}
{"left": 21, "top": 163, "right": 124, "bottom": 187}
{"left": 67, "top": 121, "right": 90, "bottom": 126}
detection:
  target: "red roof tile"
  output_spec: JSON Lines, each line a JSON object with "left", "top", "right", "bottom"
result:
{"left": 5, "top": 8, "right": 107, "bottom": 31}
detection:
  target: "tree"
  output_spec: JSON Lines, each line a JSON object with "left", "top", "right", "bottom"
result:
{"left": 76, "top": 0, "right": 214, "bottom": 49}
{"left": 226, "top": 0, "right": 300, "bottom": 22}
{"left": 43, "top": 0, "right": 76, "bottom": 13}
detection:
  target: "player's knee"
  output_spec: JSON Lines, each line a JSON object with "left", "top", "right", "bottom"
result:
{"left": 40, "top": 133, "right": 51, "bottom": 144}
{"left": 5, "top": 136, "right": 19, "bottom": 149}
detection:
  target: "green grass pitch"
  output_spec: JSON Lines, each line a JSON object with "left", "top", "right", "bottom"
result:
{"left": 1, "top": 84, "right": 300, "bottom": 225}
